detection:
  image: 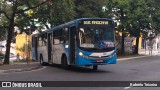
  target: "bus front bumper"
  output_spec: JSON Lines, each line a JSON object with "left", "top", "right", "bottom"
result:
{"left": 75, "top": 54, "right": 117, "bottom": 66}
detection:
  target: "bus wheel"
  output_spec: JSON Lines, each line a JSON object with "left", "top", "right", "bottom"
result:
{"left": 93, "top": 65, "right": 98, "bottom": 70}
{"left": 61, "top": 56, "right": 68, "bottom": 69}
{"left": 40, "top": 55, "right": 45, "bottom": 66}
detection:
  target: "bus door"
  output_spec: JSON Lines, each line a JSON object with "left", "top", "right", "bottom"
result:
{"left": 32, "top": 36, "right": 38, "bottom": 61}
{"left": 47, "top": 33, "right": 52, "bottom": 63}
{"left": 69, "top": 26, "right": 76, "bottom": 64}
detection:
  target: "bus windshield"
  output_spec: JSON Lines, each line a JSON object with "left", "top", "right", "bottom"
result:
{"left": 78, "top": 26, "right": 115, "bottom": 49}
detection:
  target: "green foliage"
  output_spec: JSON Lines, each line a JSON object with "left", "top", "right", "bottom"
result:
{"left": 127, "top": 0, "right": 152, "bottom": 36}
{"left": 0, "top": 1, "right": 10, "bottom": 38}
{"left": 110, "top": 0, "right": 156, "bottom": 37}
{"left": 75, "top": 0, "right": 109, "bottom": 18}
{"left": 15, "top": 0, "right": 46, "bottom": 32}
{"left": 32, "top": 0, "right": 76, "bottom": 28}
{"left": 109, "top": 0, "right": 159, "bottom": 54}
{"left": 149, "top": 0, "right": 160, "bottom": 34}
{"left": 13, "top": 59, "right": 26, "bottom": 64}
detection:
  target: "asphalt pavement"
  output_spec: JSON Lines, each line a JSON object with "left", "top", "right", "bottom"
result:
{"left": 0, "top": 49, "right": 159, "bottom": 74}
{"left": 0, "top": 54, "right": 150, "bottom": 74}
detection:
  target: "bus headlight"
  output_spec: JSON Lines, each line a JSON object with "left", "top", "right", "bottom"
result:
{"left": 79, "top": 52, "right": 84, "bottom": 56}
{"left": 109, "top": 53, "right": 116, "bottom": 58}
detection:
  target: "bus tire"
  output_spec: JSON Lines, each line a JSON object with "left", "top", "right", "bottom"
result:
{"left": 61, "top": 55, "right": 68, "bottom": 69}
{"left": 93, "top": 65, "right": 98, "bottom": 70}
{"left": 40, "top": 55, "right": 45, "bottom": 66}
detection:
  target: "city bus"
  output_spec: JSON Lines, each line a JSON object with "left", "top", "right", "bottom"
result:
{"left": 32, "top": 18, "right": 117, "bottom": 70}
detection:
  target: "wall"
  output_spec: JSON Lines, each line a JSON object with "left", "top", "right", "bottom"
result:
{"left": 16, "top": 33, "right": 32, "bottom": 60}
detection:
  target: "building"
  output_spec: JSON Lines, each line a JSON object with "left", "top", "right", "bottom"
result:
{"left": 16, "top": 32, "right": 32, "bottom": 60}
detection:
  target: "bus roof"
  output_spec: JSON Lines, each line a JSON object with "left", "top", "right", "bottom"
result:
{"left": 32, "top": 18, "right": 114, "bottom": 36}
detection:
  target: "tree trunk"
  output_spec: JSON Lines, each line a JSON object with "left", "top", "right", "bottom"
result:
{"left": 133, "top": 29, "right": 140, "bottom": 55}
{"left": 120, "top": 9, "right": 125, "bottom": 55}
{"left": 133, "top": 36, "right": 139, "bottom": 54}
{"left": 121, "top": 26, "right": 125, "bottom": 55}
{"left": 4, "top": 2, "right": 17, "bottom": 64}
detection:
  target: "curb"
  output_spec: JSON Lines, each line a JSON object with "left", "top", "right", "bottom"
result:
{"left": 117, "top": 55, "right": 150, "bottom": 61}
{"left": 13, "top": 62, "right": 40, "bottom": 65}
{"left": 0, "top": 65, "right": 43, "bottom": 74}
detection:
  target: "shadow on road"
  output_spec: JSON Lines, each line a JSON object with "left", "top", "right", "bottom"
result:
{"left": 49, "top": 64, "right": 112, "bottom": 73}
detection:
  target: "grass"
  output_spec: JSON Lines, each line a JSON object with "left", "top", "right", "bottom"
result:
{"left": 13, "top": 59, "right": 26, "bottom": 64}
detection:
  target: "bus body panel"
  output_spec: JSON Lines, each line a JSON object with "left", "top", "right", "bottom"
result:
{"left": 38, "top": 46, "right": 48, "bottom": 62}
{"left": 76, "top": 48, "right": 116, "bottom": 66}
{"left": 52, "top": 44, "right": 65, "bottom": 64}
{"left": 31, "top": 18, "right": 117, "bottom": 68}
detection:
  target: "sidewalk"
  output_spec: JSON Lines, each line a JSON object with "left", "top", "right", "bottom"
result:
{"left": 117, "top": 49, "right": 160, "bottom": 61}
{"left": 0, "top": 62, "right": 42, "bottom": 73}
{"left": 117, "top": 54, "right": 149, "bottom": 61}
{"left": 138, "top": 49, "right": 160, "bottom": 55}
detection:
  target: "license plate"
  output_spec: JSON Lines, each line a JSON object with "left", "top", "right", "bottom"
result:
{"left": 96, "top": 60, "right": 103, "bottom": 62}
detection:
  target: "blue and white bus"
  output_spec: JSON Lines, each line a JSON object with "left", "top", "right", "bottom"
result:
{"left": 32, "top": 18, "right": 116, "bottom": 70}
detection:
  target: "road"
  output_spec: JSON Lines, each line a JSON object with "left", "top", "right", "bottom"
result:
{"left": 0, "top": 55, "right": 160, "bottom": 90}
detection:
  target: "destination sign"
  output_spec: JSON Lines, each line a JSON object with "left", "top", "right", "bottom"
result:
{"left": 82, "top": 21, "right": 108, "bottom": 25}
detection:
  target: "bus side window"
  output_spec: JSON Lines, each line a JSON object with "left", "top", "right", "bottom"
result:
{"left": 42, "top": 34, "right": 47, "bottom": 46}
{"left": 53, "top": 30, "right": 61, "bottom": 45}
{"left": 54, "top": 38, "right": 60, "bottom": 44}
{"left": 38, "top": 36, "right": 42, "bottom": 46}
{"left": 62, "top": 28, "right": 69, "bottom": 44}
{"left": 38, "top": 34, "right": 47, "bottom": 46}
{"left": 59, "top": 29, "right": 64, "bottom": 43}
{"left": 53, "top": 28, "right": 69, "bottom": 45}
{"left": 53, "top": 31, "right": 55, "bottom": 45}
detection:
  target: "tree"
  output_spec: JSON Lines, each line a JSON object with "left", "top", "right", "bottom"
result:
{"left": 127, "top": 0, "right": 152, "bottom": 54}
{"left": 111, "top": 0, "right": 130, "bottom": 55}
{"left": 0, "top": 0, "right": 10, "bottom": 41}
{"left": 0, "top": 0, "right": 76, "bottom": 64}
{"left": 110, "top": 0, "right": 156, "bottom": 55}
{"left": 0, "top": 27, "right": 6, "bottom": 41}
{"left": 149, "top": 0, "right": 160, "bottom": 35}
{"left": 0, "top": 0, "right": 48, "bottom": 64}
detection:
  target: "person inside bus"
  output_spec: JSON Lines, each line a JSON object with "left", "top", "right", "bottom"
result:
{"left": 79, "top": 28, "right": 85, "bottom": 44}
{"left": 94, "top": 30, "right": 103, "bottom": 43}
